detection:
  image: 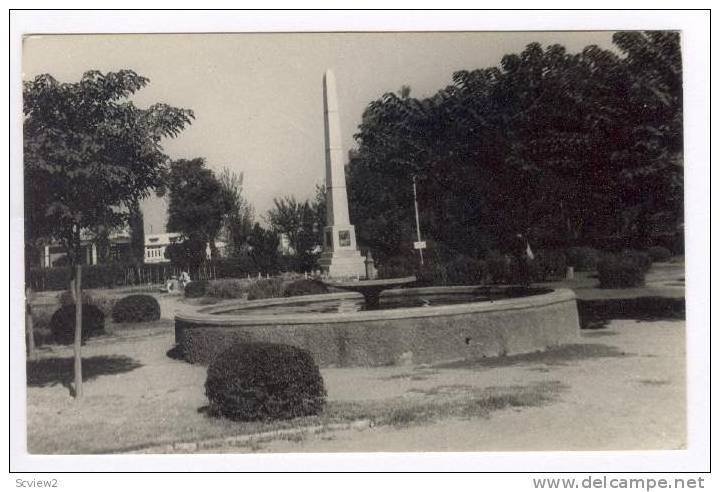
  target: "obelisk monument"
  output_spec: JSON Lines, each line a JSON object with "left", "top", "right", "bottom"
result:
{"left": 318, "top": 69, "right": 366, "bottom": 278}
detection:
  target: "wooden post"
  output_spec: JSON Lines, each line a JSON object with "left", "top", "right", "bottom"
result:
{"left": 73, "top": 265, "right": 83, "bottom": 398}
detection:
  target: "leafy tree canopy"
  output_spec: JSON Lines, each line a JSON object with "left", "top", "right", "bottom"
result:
{"left": 24, "top": 69, "right": 194, "bottom": 265}
{"left": 348, "top": 31, "right": 682, "bottom": 262}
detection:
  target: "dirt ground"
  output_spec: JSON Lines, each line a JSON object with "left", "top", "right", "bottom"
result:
{"left": 25, "top": 316, "right": 685, "bottom": 454}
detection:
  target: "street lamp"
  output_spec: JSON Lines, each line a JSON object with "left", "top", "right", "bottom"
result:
{"left": 412, "top": 175, "right": 425, "bottom": 266}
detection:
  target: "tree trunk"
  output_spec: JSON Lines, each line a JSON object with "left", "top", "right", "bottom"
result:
{"left": 25, "top": 287, "right": 35, "bottom": 360}
{"left": 72, "top": 265, "right": 83, "bottom": 399}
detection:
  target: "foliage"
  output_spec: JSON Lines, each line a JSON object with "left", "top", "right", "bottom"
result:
{"left": 58, "top": 290, "right": 115, "bottom": 316}
{"left": 283, "top": 279, "right": 329, "bottom": 297}
{"left": 50, "top": 304, "right": 105, "bottom": 345}
{"left": 164, "top": 237, "right": 208, "bottom": 271}
{"left": 266, "top": 186, "right": 326, "bottom": 272}
{"left": 165, "top": 158, "right": 234, "bottom": 259}
{"left": 23, "top": 70, "right": 193, "bottom": 267}
{"left": 565, "top": 247, "right": 600, "bottom": 271}
{"left": 204, "top": 342, "right": 327, "bottom": 421}
{"left": 244, "top": 223, "right": 281, "bottom": 273}
{"left": 647, "top": 245, "right": 672, "bottom": 263}
{"left": 530, "top": 250, "right": 568, "bottom": 281}
{"left": 217, "top": 168, "right": 255, "bottom": 258}
{"left": 246, "top": 278, "right": 285, "bottom": 301}
{"left": 620, "top": 249, "right": 653, "bottom": 272}
{"left": 597, "top": 252, "right": 649, "bottom": 288}
{"left": 111, "top": 295, "right": 161, "bottom": 323}
{"left": 206, "top": 279, "right": 250, "bottom": 299}
{"left": 348, "top": 33, "right": 683, "bottom": 260}
{"left": 184, "top": 280, "right": 209, "bottom": 298}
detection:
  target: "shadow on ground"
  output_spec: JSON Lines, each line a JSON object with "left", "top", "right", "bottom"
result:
{"left": 27, "top": 355, "right": 143, "bottom": 391}
{"left": 578, "top": 296, "right": 685, "bottom": 330}
{"left": 434, "top": 344, "right": 628, "bottom": 370}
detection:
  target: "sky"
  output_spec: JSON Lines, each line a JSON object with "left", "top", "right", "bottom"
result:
{"left": 23, "top": 31, "right": 616, "bottom": 234}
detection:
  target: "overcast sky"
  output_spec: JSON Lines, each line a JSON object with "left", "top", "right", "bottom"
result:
{"left": 23, "top": 31, "right": 615, "bottom": 234}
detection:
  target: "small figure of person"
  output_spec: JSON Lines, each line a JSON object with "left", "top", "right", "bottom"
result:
{"left": 179, "top": 270, "right": 191, "bottom": 289}
{"left": 165, "top": 275, "right": 178, "bottom": 293}
{"left": 511, "top": 233, "right": 534, "bottom": 287}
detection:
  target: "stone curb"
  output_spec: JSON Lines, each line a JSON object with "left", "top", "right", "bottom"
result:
{"left": 125, "top": 419, "right": 373, "bottom": 454}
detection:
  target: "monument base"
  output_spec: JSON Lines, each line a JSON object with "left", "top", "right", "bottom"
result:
{"left": 318, "top": 249, "right": 366, "bottom": 278}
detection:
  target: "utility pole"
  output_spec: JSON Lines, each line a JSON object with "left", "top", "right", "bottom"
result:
{"left": 412, "top": 175, "right": 424, "bottom": 266}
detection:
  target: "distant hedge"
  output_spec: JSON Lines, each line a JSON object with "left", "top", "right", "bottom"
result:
{"left": 184, "top": 280, "right": 208, "bottom": 298}
{"left": 597, "top": 251, "right": 652, "bottom": 288}
{"left": 112, "top": 295, "right": 161, "bottom": 323}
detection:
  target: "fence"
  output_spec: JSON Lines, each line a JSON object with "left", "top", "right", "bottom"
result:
{"left": 25, "top": 259, "right": 293, "bottom": 292}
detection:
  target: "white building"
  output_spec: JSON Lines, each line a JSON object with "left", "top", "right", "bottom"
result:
{"left": 144, "top": 233, "right": 228, "bottom": 263}
{"left": 144, "top": 232, "right": 182, "bottom": 263}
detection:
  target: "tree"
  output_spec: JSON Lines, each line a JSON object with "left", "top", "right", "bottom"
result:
{"left": 165, "top": 158, "right": 234, "bottom": 261}
{"left": 24, "top": 70, "right": 193, "bottom": 397}
{"left": 348, "top": 32, "right": 683, "bottom": 261}
{"left": 218, "top": 167, "right": 255, "bottom": 257}
{"left": 245, "top": 222, "right": 280, "bottom": 272}
{"left": 266, "top": 189, "right": 325, "bottom": 272}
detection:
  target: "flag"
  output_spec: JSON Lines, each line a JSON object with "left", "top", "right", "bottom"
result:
{"left": 526, "top": 242, "right": 535, "bottom": 260}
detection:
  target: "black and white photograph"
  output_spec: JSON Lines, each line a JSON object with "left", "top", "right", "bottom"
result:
{"left": 9, "top": 9, "right": 710, "bottom": 478}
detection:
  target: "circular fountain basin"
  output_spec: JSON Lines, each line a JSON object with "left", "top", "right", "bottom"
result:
{"left": 174, "top": 286, "right": 580, "bottom": 367}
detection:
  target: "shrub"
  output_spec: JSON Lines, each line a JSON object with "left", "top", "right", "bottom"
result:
{"left": 284, "top": 279, "right": 328, "bottom": 297}
{"left": 486, "top": 252, "right": 515, "bottom": 284}
{"left": 647, "top": 245, "right": 672, "bottom": 263}
{"left": 443, "top": 256, "right": 487, "bottom": 285}
{"left": 597, "top": 252, "right": 649, "bottom": 288}
{"left": 57, "top": 290, "right": 115, "bottom": 316}
{"left": 531, "top": 250, "right": 567, "bottom": 282}
{"left": 621, "top": 249, "right": 653, "bottom": 272}
{"left": 205, "top": 342, "right": 326, "bottom": 421}
{"left": 565, "top": 247, "right": 600, "bottom": 271}
{"left": 184, "top": 280, "right": 208, "bottom": 298}
{"left": 112, "top": 294, "right": 161, "bottom": 323}
{"left": 246, "top": 278, "right": 285, "bottom": 301}
{"left": 377, "top": 255, "right": 417, "bottom": 279}
{"left": 206, "top": 279, "right": 250, "bottom": 299}
{"left": 50, "top": 304, "right": 105, "bottom": 345}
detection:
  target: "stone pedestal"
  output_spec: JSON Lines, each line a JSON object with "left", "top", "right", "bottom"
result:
{"left": 318, "top": 225, "right": 365, "bottom": 278}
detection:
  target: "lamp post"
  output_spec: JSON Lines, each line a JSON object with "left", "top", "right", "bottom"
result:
{"left": 412, "top": 175, "right": 424, "bottom": 266}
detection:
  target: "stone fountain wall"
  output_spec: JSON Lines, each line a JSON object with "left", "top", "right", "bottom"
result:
{"left": 174, "top": 288, "right": 580, "bottom": 367}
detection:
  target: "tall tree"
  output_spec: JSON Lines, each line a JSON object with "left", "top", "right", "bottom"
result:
{"left": 166, "top": 158, "right": 234, "bottom": 262}
{"left": 348, "top": 32, "right": 683, "bottom": 261}
{"left": 218, "top": 167, "right": 255, "bottom": 257}
{"left": 267, "top": 196, "right": 315, "bottom": 268}
{"left": 24, "top": 70, "right": 193, "bottom": 397}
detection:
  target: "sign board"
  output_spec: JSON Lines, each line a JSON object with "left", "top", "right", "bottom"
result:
{"left": 413, "top": 241, "right": 427, "bottom": 250}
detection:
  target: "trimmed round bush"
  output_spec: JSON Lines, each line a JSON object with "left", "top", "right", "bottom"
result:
{"left": 597, "top": 252, "right": 648, "bottom": 288}
{"left": 284, "top": 279, "right": 328, "bottom": 297}
{"left": 565, "top": 247, "right": 600, "bottom": 271}
{"left": 112, "top": 294, "right": 161, "bottom": 323}
{"left": 647, "top": 245, "right": 672, "bottom": 263}
{"left": 50, "top": 304, "right": 105, "bottom": 345}
{"left": 184, "top": 280, "right": 208, "bottom": 298}
{"left": 205, "top": 342, "right": 327, "bottom": 421}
